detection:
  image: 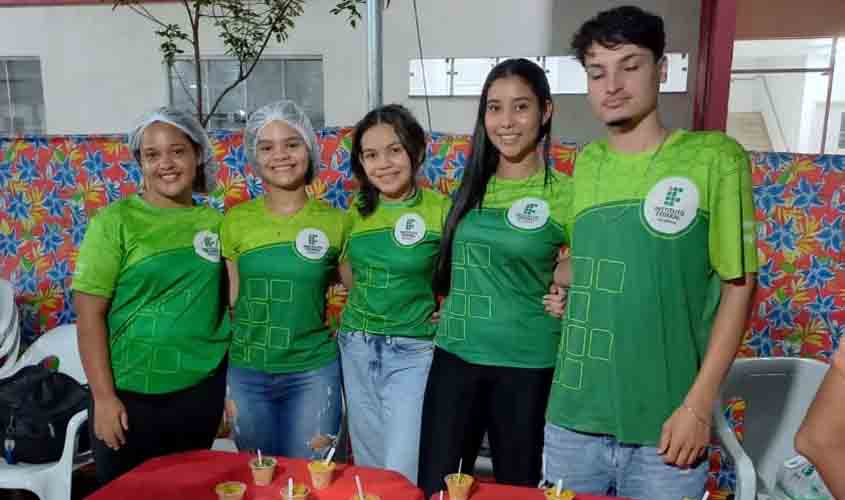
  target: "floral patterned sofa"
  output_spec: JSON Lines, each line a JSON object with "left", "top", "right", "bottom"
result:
{"left": 1, "top": 128, "right": 843, "bottom": 497}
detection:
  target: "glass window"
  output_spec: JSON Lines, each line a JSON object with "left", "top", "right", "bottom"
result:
{"left": 408, "top": 53, "right": 689, "bottom": 97}
{"left": 0, "top": 59, "right": 46, "bottom": 134}
{"left": 728, "top": 38, "right": 845, "bottom": 154}
{"left": 168, "top": 57, "right": 324, "bottom": 130}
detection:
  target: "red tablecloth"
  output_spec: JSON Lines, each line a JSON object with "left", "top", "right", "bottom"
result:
{"left": 428, "top": 482, "right": 625, "bottom": 500}
{"left": 86, "top": 450, "right": 424, "bottom": 500}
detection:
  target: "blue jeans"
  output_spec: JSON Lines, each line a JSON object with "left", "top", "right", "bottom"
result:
{"left": 338, "top": 330, "right": 434, "bottom": 484}
{"left": 543, "top": 423, "right": 708, "bottom": 500}
{"left": 227, "top": 359, "right": 342, "bottom": 459}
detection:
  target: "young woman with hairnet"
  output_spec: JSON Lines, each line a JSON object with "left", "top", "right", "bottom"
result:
{"left": 73, "top": 107, "right": 229, "bottom": 485}
{"left": 220, "top": 100, "right": 348, "bottom": 458}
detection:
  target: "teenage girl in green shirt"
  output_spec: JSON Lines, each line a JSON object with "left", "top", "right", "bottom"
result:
{"left": 73, "top": 108, "right": 228, "bottom": 485}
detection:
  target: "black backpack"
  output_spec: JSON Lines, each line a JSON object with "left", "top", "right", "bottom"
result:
{"left": 0, "top": 364, "right": 90, "bottom": 464}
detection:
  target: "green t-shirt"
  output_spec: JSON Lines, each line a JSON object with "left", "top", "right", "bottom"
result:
{"left": 221, "top": 197, "right": 349, "bottom": 373}
{"left": 545, "top": 130, "right": 759, "bottom": 445}
{"left": 72, "top": 194, "right": 229, "bottom": 395}
{"left": 436, "top": 168, "right": 572, "bottom": 368}
{"left": 340, "top": 188, "right": 450, "bottom": 338}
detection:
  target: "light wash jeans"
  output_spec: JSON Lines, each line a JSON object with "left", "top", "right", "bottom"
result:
{"left": 338, "top": 330, "right": 434, "bottom": 484}
{"left": 543, "top": 422, "right": 708, "bottom": 500}
{"left": 227, "top": 359, "right": 342, "bottom": 459}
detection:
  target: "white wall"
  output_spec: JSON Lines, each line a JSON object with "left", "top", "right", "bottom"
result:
{"left": 0, "top": 0, "right": 701, "bottom": 141}
{"left": 0, "top": 1, "right": 363, "bottom": 134}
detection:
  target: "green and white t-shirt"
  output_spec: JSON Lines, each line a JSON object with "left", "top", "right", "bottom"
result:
{"left": 340, "top": 188, "right": 450, "bottom": 338}
{"left": 72, "top": 194, "right": 229, "bottom": 395}
{"left": 436, "top": 168, "right": 572, "bottom": 368}
{"left": 221, "top": 197, "right": 349, "bottom": 373}
{"left": 546, "top": 130, "right": 758, "bottom": 445}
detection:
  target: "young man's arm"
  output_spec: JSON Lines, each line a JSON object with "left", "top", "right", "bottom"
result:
{"left": 795, "top": 345, "right": 845, "bottom": 498}
{"left": 658, "top": 274, "right": 756, "bottom": 466}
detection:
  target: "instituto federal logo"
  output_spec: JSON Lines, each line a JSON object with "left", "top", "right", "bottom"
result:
{"left": 643, "top": 177, "right": 700, "bottom": 235}
{"left": 394, "top": 213, "right": 427, "bottom": 246}
{"left": 507, "top": 197, "right": 550, "bottom": 230}
{"left": 295, "top": 228, "right": 330, "bottom": 260}
{"left": 193, "top": 230, "right": 221, "bottom": 262}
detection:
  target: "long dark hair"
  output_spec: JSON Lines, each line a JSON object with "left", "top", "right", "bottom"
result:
{"left": 350, "top": 104, "right": 427, "bottom": 217}
{"left": 433, "top": 58, "right": 554, "bottom": 295}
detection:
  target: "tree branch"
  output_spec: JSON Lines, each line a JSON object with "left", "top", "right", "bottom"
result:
{"left": 205, "top": 0, "right": 296, "bottom": 123}
{"left": 126, "top": 4, "right": 170, "bottom": 30}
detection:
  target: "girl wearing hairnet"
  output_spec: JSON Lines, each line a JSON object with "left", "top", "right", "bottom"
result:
{"left": 221, "top": 100, "right": 348, "bottom": 458}
{"left": 73, "top": 107, "right": 229, "bottom": 485}
{"left": 336, "top": 104, "right": 450, "bottom": 484}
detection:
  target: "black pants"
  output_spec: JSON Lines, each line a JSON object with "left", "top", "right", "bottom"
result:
{"left": 89, "top": 359, "right": 226, "bottom": 485}
{"left": 417, "top": 348, "right": 553, "bottom": 498}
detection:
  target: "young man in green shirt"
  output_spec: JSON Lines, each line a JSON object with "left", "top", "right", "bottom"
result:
{"left": 543, "top": 7, "right": 758, "bottom": 500}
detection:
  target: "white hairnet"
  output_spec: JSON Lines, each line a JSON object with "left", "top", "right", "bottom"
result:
{"left": 128, "top": 107, "right": 217, "bottom": 191}
{"left": 245, "top": 100, "right": 320, "bottom": 180}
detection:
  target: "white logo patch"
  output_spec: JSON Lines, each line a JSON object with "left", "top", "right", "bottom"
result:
{"left": 394, "top": 213, "right": 427, "bottom": 246}
{"left": 507, "top": 197, "right": 550, "bottom": 230}
{"left": 295, "top": 228, "right": 330, "bottom": 260}
{"left": 642, "top": 177, "right": 700, "bottom": 235}
{"left": 193, "top": 230, "right": 221, "bottom": 262}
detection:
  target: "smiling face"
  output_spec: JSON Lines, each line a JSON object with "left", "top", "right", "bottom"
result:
{"left": 584, "top": 42, "right": 665, "bottom": 129}
{"left": 139, "top": 121, "right": 198, "bottom": 207}
{"left": 254, "top": 120, "right": 310, "bottom": 191}
{"left": 359, "top": 123, "right": 415, "bottom": 201}
{"left": 483, "top": 75, "right": 552, "bottom": 166}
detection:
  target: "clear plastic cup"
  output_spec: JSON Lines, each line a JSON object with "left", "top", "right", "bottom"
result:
{"left": 307, "top": 460, "right": 337, "bottom": 490}
{"left": 249, "top": 456, "right": 277, "bottom": 486}
{"left": 280, "top": 483, "right": 310, "bottom": 500}
{"left": 544, "top": 487, "right": 575, "bottom": 500}
{"left": 214, "top": 481, "right": 246, "bottom": 500}
{"left": 444, "top": 473, "right": 474, "bottom": 500}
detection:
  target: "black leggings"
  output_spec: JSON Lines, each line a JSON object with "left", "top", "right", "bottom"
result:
{"left": 417, "top": 348, "right": 553, "bottom": 498}
{"left": 89, "top": 359, "right": 226, "bottom": 485}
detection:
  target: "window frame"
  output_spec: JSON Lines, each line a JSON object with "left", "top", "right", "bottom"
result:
{"left": 0, "top": 56, "right": 46, "bottom": 135}
{"left": 165, "top": 54, "right": 324, "bottom": 129}
{"left": 729, "top": 36, "right": 840, "bottom": 154}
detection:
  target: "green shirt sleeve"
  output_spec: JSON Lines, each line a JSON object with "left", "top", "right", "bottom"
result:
{"left": 72, "top": 209, "right": 123, "bottom": 299}
{"left": 220, "top": 208, "right": 239, "bottom": 261}
{"left": 340, "top": 208, "right": 354, "bottom": 253}
{"left": 439, "top": 196, "right": 452, "bottom": 234}
{"left": 339, "top": 204, "right": 360, "bottom": 263}
{"left": 709, "top": 137, "right": 759, "bottom": 279}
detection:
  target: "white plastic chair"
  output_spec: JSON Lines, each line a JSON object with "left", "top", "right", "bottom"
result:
{"left": 0, "top": 324, "right": 90, "bottom": 500}
{"left": 0, "top": 279, "right": 20, "bottom": 378}
{"left": 713, "top": 357, "right": 829, "bottom": 500}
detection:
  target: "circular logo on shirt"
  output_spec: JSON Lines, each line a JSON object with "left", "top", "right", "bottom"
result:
{"left": 393, "top": 213, "right": 427, "bottom": 247}
{"left": 506, "top": 197, "right": 550, "bottom": 231}
{"left": 642, "top": 177, "right": 700, "bottom": 235}
{"left": 193, "top": 230, "right": 221, "bottom": 263}
{"left": 295, "top": 228, "right": 330, "bottom": 260}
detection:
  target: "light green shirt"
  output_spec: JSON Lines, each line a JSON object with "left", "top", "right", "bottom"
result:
{"left": 221, "top": 197, "right": 350, "bottom": 373}
{"left": 436, "top": 168, "right": 572, "bottom": 368}
{"left": 72, "top": 195, "right": 229, "bottom": 394}
{"left": 340, "top": 188, "right": 450, "bottom": 338}
{"left": 546, "top": 130, "right": 759, "bottom": 445}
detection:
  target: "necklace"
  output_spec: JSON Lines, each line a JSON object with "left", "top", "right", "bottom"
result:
{"left": 591, "top": 130, "right": 671, "bottom": 223}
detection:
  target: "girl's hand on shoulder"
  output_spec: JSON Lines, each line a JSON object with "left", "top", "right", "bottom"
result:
{"left": 543, "top": 284, "right": 568, "bottom": 318}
